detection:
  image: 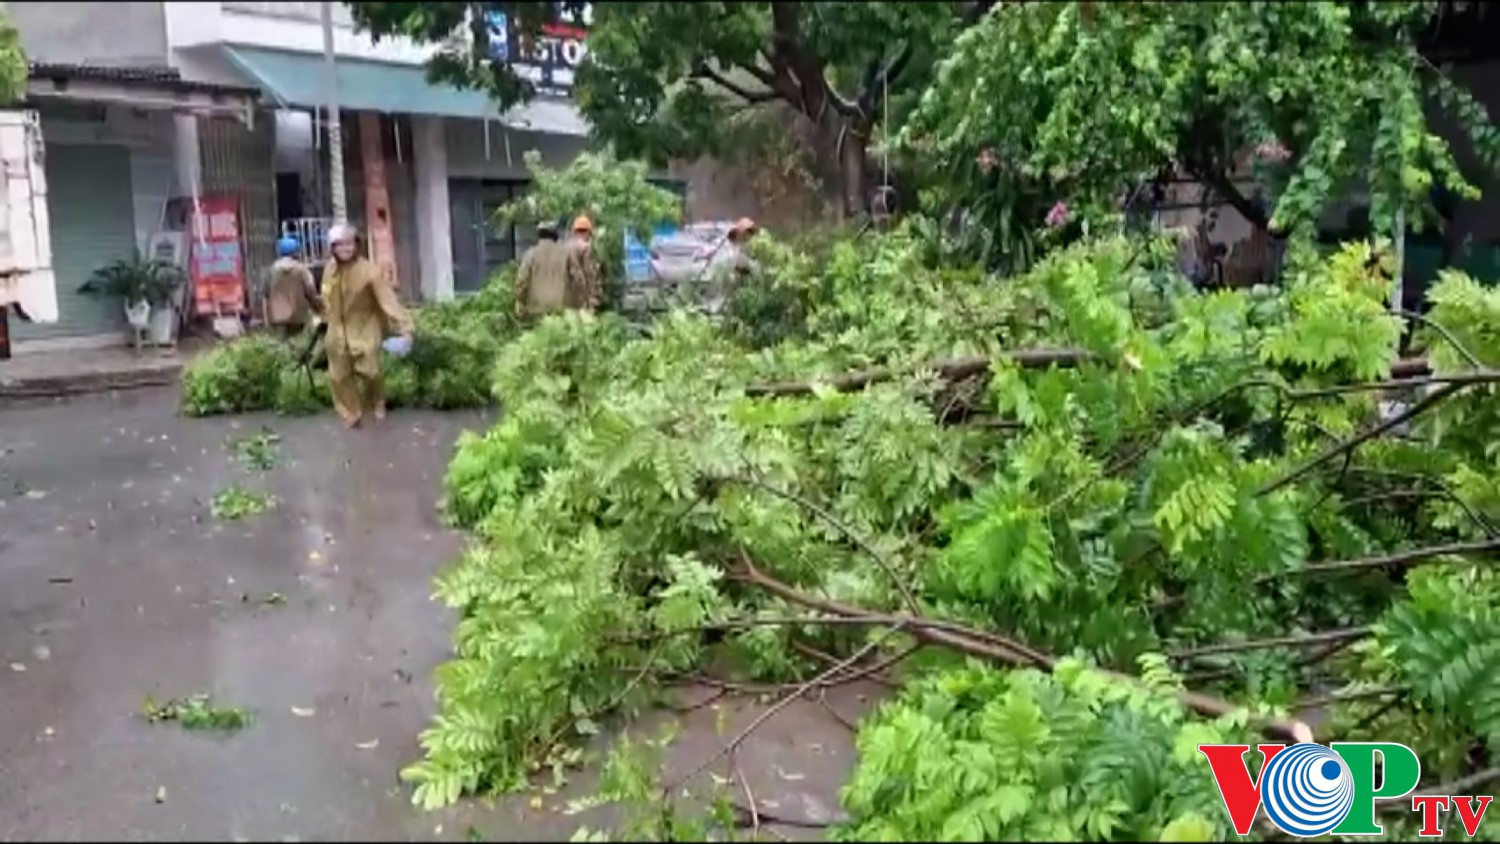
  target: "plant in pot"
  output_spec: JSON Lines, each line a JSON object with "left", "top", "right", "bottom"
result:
{"left": 79, "top": 253, "right": 187, "bottom": 345}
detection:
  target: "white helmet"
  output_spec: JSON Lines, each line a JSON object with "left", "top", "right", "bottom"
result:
{"left": 328, "top": 223, "right": 358, "bottom": 247}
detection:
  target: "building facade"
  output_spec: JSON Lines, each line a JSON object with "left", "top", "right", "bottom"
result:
{"left": 1, "top": 0, "right": 610, "bottom": 345}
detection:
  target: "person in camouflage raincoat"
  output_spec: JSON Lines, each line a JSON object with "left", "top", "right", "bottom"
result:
{"left": 514, "top": 216, "right": 602, "bottom": 318}
{"left": 565, "top": 215, "right": 603, "bottom": 312}
{"left": 322, "top": 223, "right": 413, "bottom": 428}
{"left": 512, "top": 220, "right": 572, "bottom": 319}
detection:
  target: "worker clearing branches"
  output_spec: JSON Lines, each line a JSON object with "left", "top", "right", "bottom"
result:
{"left": 704, "top": 217, "right": 760, "bottom": 316}
{"left": 514, "top": 215, "right": 604, "bottom": 320}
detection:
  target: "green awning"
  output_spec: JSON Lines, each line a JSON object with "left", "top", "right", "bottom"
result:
{"left": 219, "top": 44, "right": 586, "bottom": 135}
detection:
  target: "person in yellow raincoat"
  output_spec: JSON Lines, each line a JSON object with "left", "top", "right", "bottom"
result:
{"left": 322, "top": 223, "right": 413, "bottom": 428}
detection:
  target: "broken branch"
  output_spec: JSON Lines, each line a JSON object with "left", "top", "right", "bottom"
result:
{"left": 744, "top": 349, "right": 1094, "bottom": 397}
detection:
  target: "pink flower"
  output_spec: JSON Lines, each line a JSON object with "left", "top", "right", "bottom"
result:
{"left": 976, "top": 147, "right": 999, "bottom": 174}
{"left": 1045, "top": 200, "right": 1070, "bottom": 228}
{"left": 1254, "top": 140, "right": 1292, "bottom": 163}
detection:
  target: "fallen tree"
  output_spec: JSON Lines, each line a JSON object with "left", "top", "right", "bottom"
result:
{"left": 409, "top": 228, "right": 1500, "bottom": 840}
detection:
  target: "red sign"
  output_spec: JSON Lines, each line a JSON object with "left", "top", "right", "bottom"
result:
{"left": 188, "top": 196, "right": 245, "bottom": 316}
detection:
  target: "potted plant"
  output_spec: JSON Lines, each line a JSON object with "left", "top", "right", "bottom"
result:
{"left": 78, "top": 252, "right": 187, "bottom": 345}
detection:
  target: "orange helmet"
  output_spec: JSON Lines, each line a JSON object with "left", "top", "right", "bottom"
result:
{"left": 572, "top": 215, "right": 594, "bottom": 234}
{"left": 731, "top": 217, "right": 758, "bottom": 235}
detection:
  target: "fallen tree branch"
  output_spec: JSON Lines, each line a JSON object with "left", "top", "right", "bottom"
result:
{"left": 1159, "top": 538, "right": 1500, "bottom": 613}
{"left": 1169, "top": 626, "right": 1374, "bottom": 661}
{"left": 728, "top": 478, "right": 923, "bottom": 616}
{"left": 729, "top": 562, "right": 1051, "bottom": 667}
{"left": 665, "top": 642, "right": 917, "bottom": 696}
{"left": 1341, "top": 467, "right": 1498, "bottom": 537}
{"left": 1395, "top": 309, "right": 1492, "bottom": 371}
{"left": 743, "top": 348, "right": 1093, "bottom": 397}
{"left": 1259, "top": 382, "right": 1468, "bottom": 496}
{"left": 733, "top": 557, "right": 1313, "bottom": 743}
{"left": 1295, "top": 683, "right": 1405, "bottom": 711}
{"left": 664, "top": 621, "right": 910, "bottom": 794}
{"left": 1287, "top": 370, "right": 1500, "bottom": 401}
{"left": 745, "top": 354, "right": 1437, "bottom": 401}
{"left": 1256, "top": 537, "right": 1500, "bottom": 581}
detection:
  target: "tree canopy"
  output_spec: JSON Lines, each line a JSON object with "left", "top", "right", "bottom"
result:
{"left": 902, "top": 0, "right": 1500, "bottom": 265}
{"left": 346, "top": 1, "right": 986, "bottom": 217}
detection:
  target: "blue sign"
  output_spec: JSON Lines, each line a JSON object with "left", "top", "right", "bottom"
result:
{"left": 480, "top": 4, "right": 588, "bottom": 95}
{"left": 485, "top": 12, "right": 511, "bottom": 61}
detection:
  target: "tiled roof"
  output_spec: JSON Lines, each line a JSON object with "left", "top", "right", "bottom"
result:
{"left": 27, "top": 62, "right": 261, "bottom": 98}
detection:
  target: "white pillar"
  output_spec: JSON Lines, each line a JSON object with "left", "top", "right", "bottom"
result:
{"left": 412, "top": 116, "right": 453, "bottom": 301}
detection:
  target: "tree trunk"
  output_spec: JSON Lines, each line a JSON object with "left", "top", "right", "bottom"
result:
{"left": 812, "top": 110, "right": 871, "bottom": 220}
{"left": 839, "top": 132, "right": 870, "bottom": 220}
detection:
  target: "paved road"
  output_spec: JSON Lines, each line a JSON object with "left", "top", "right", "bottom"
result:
{"left": 0, "top": 388, "right": 864, "bottom": 841}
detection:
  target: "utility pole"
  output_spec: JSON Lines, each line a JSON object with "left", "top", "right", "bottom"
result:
{"left": 322, "top": 0, "right": 347, "bottom": 224}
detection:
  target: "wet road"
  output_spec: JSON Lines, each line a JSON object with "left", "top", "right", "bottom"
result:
{"left": 0, "top": 388, "right": 865, "bottom": 841}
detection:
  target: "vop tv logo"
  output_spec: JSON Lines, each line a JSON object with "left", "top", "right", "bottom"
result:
{"left": 1199, "top": 742, "right": 1495, "bottom": 837}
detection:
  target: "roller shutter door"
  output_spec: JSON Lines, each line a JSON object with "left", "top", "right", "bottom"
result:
{"left": 12, "top": 143, "right": 136, "bottom": 340}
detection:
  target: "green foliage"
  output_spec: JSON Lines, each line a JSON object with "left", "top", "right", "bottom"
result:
{"left": 142, "top": 693, "right": 251, "bottom": 731}
{"left": 181, "top": 334, "right": 293, "bottom": 416}
{"left": 494, "top": 150, "right": 683, "bottom": 309}
{"left": 0, "top": 13, "right": 27, "bottom": 106}
{"left": 408, "top": 221, "right": 1500, "bottom": 843}
{"left": 229, "top": 429, "right": 282, "bottom": 472}
{"left": 179, "top": 271, "right": 520, "bottom": 416}
{"left": 903, "top": 2, "right": 1500, "bottom": 266}
{"left": 345, "top": 1, "right": 977, "bottom": 213}
{"left": 210, "top": 485, "right": 274, "bottom": 520}
{"left": 78, "top": 252, "right": 186, "bottom": 306}
{"left": 836, "top": 658, "right": 1243, "bottom": 841}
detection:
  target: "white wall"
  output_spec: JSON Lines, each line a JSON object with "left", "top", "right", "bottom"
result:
{"left": 163, "top": 1, "right": 436, "bottom": 64}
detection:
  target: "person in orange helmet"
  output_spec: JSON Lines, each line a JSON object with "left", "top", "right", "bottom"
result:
{"left": 704, "top": 216, "right": 761, "bottom": 315}
{"left": 564, "top": 214, "right": 603, "bottom": 313}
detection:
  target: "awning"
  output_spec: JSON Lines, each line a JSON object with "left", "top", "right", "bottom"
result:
{"left": 25, "top": 62, "right": 259, "bottom": 124}
{"left": 219, "top": 44, "right": 587, "bottom": 136}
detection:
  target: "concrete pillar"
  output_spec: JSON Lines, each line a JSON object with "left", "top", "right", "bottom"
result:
{"left": 357, "top": 111, "right": 398, "bottom": 288}
{"left": 412, "top": 116, "right": 453, "bottom": 301}
{"left": 172, "top": 114, "right": 202, "bottom": 208}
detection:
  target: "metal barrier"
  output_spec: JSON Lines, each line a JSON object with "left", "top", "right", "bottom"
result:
{"left": 282, "top": 217, "right": 332, "bottom": 265}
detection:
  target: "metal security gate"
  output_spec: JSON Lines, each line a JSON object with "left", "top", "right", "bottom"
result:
{"left": 199, "top": 113, "right": 277, "bottom": 295}
{"left": 448, "top": 178, "right": 531, "bottom": 293}
{"left": 12, "top": 143, "right": 136, "bottom": 340}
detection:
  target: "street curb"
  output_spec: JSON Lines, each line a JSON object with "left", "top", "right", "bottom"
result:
{"left": 0, "top": 362, "right": 183, "bottom": 403}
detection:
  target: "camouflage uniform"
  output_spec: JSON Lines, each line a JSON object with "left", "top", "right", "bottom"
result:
{"left": 513, "top": 239, "right": 573, "bottom": 319}
{"left": 565, "top": 236, "right": 604, "bottom": 313}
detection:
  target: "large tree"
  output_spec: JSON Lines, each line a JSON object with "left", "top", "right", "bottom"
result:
{"left": 901, "top": 1, "right": 1500, "bottom": 265}
{"left": 346, "top": 2, "right": 984, "bottom": 217}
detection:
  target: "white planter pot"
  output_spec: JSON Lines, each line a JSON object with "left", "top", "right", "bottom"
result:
{"left": 148, "top": 303, "right": 177, "bottom": 344}
{"left": 124, "top": 299, "right": 151, "bottom": 330}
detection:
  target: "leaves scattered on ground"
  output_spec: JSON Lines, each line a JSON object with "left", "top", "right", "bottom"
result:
{"left": 141, "top": 694, "right": 251, "bottom": 732}
{"left": 229, "top": 429, "right": 282, "bottom": 472}
{"left": 210, "top": 485, "right": 274, "bottom": 520}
